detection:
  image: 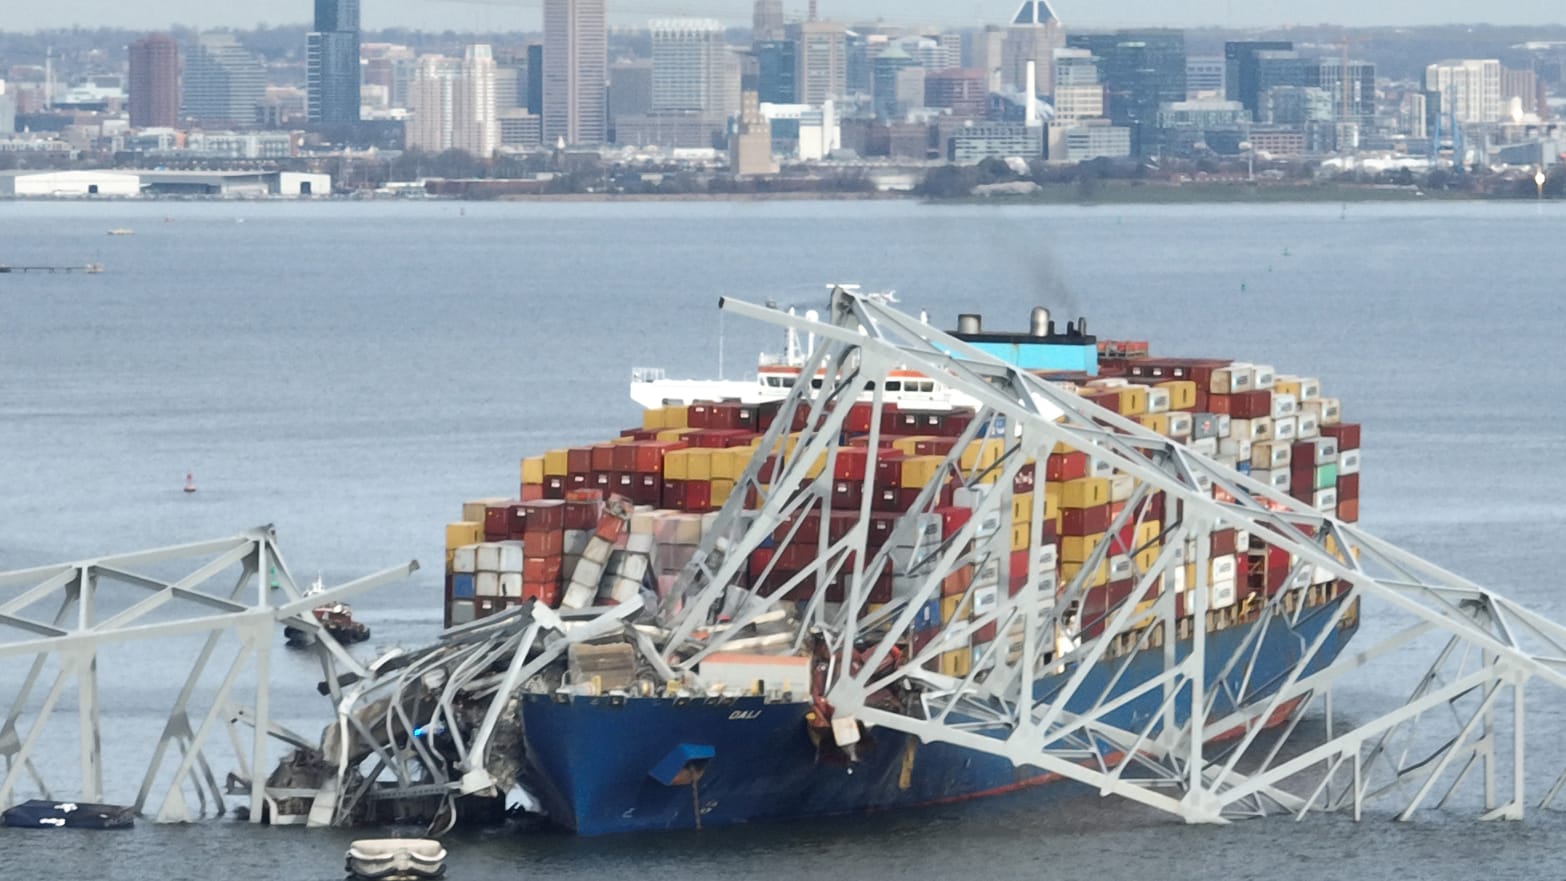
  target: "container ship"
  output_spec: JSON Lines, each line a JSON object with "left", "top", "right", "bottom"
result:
{"left": 436, "top": 297, "right": 1364, "bottom": 835}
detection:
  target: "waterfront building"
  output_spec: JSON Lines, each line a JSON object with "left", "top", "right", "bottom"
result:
{"left": 924, "top": 68, "right": 987, "bottom": 118}
{"left": 498, "top": 108, "right": 543, "bottom": 147}
{"left": 182, "top": 33, "right": 265, "bottom": 126}
{"left": 129, "top": 34, "right": 180, "bottom": 128}
{"left": 609, "top": 61, "right": 654, "bottom": 127}
{"left": 1313, "top": 58, "right": 1376, "bottom": 126}
{"left": 1067, "top": 30, "right": 1186, "bottom": 157}
{"left": 787, "top": 21, "right": 847, "bottom": 106}
{"left": 1061, "top": 120, "right": 1131, "bottom": 162}
{"left": 759, "top": 100, "right": 839, "bottom": 160}
{"left": 0, "top": 81, "right": 14, "bottom": 134}
{"left": 543, "top": 0, "right": 607, "bottom": 145}
{"left": 946, "top": 120, "right": 1042, "bottom": 162}
{"left": 308, "top": 0, "right": 361, "bottom": 124}
{"left": 1425, "top": 59, "right": 1502, "bottom": 125}
{"left": 408, "top": 45, "right": 499, "bottom": 158}
{"left": 730, "top": 87, "right": 778, "bottom": 175}
{"left": 1002, "top": 0, "right": 1064, "bottom": 95}
{"left": 872, "top": 44, "right": 920, "bottom": 120}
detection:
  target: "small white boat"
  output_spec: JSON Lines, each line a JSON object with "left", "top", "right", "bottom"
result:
{"left": 106, "top": 228, "right": 134, "bottom": 236}
{"left": 345, "top": 838, "right": 447, "bottom": 880}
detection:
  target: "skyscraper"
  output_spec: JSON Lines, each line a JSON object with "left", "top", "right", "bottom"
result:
{"left": 786, "top": 20, "right": 846, "bottom": 106}
{"left": 651, "top": 19, "right": 732, "bottom": 115}
{"left": 1224, "top": 41, "right": 1292, "bottom": 119}
{"left": 1067, "top": 30, "right": 1186, "bottom": 156}
{"left": 1002, "top": 0, "right": 1064, "bottom": 95}
{"left": 543, "top": 0, "right": 607, "bottom": 145}
{"left": 753, "top": 0, "right": 784, "bottom": 43}
{"left": 309, "top": 0, "right": 361, "bottom": 124}
{"left": 408, "top": 45, "right": 500, "bottom": 157}
{"left": 1425, "top": 59, "right": 1502, "bottom": 125}
{"left": 526, "top": 44, "right": 544, "bottom": 115}
{"left": 182, "top": 33, "right": 266, "bottom": 126}
{"left": 756, "top": 40, "right": 797, "bottom": 104}
{"left": 129, "top": 33, "right": 180, "bottom": 128}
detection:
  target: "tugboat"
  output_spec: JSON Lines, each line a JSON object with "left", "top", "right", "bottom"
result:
{"left": 284, "top": 577, "right": 370, "bottom": 647}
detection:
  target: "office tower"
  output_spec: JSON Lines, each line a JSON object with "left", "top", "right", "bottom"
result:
{"left": 1224, "top": 41, "right": 1292, "bottom": 118}
{"left": 1002, "top": 0, "right": 1064, "bottom": 95}
{"left": 786, "top": 20, "right": 846, "bottom": 105}
{"left": 543, "top": 0, "right": 607, "bottom": 145}
{"left": 756, "top": 40, "right": 797, "bottom": 103}
{"left": 182, "top": 33, "right": 266, "bottom": 126}
{"left": 1425, "top": 59, "right": 1502, "bottom": 125}
{"left": 731, "top": 85, "right": 778, "bottom": 174}
{"left": 1067, "top": 30, "right": 1186, "bottom": 156}
{"left": 526, "top": 44, "right": 544, "bottom": 116}
{"left": 129, "top": 33, "right": 180, "bottom": 128}
{"left": 308, "top": 0, "right": 361, "bottom": 123}
{"left": 651, "top": 19, "right": 732, "bottom": 115}
{"left": 753, "top": 0, "right": 785, "bottom": 43}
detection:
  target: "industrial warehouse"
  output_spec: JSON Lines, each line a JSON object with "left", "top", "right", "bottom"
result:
{"left": 0, "top": 168, "right": 330, "bottom": 198}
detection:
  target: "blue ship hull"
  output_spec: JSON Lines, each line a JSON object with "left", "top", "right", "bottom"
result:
{"left": 519, "top": 598, "right": 1358, "bottom": 835}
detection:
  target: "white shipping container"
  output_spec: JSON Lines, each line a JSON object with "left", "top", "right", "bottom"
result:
{"left": 630, "top": 510, "right": 658, "bottom": 535}
{"left": 499, "top": 572, "right": 523, "bottom": 598}
{"left": 1250, "top": 364, "right": 1276, "bottom": 390}
{"left": 1270, "top": 393, "right": 1298, "bottom": 418}
{"left": 1251, "top": 468, "right": 1292, "bottom": 492}
{"left": 563, "top": 529, "right": 593, "bottom": 556}
{"left": 1210, "top": 554, "right": 1237, "bottom": 583}
{"left": 475, "top": 571, "right": 501, "bottom": 598}
{"left": 697, "top": 653, "right": 811, "bottom": 695}
{"left": 1089, "top": 457, "right": 1115, "bottom": 478}
{"left": 1214, "top": 414, "right": 1232, "bottom": 437}
{"left": 1296, "top": 412, "right": 1320, "bottom": 439}
{"left": 1109, "top": 554, "right": 1133, "bottom": 581}
{"left": 627, "top": 533, "right": 655, "bottom": 555}
{"left": 1086, "top": 377, "right": 1129, "bottom": 389}
{"left": 448, "top": 600, "right": 476, "bottom": 626}
{"left": 1108, "top": 473, "right": 1134, "bottom": 503}
{"left": 475, "top": 542, "right": 503, "bottom": 573}
{"left": 1220, "top": 436, "right": 1253, "bottom": 461}
{"left": 497, "top": 541, "right": 525, "bottom": 574}
{"left": 1272, "top": 416, "right": 1297, "bottom": 442}
{"left": 573, "top": 557, "right": 605, "bottom": 588}
{"left": 973, "top": 584, "right": 999, "bottom": 615}
{"left": 606, "top": 575, "right": 641, "bottom": 605}
{"left": 1191, "top": 436, "right": 1219, "bottom": 456}
{"left": 1339, "top": 449, "right": 1361, "bottom": 475}
{"left": 1251, "top": 440, "right": 1291, "bottom": 469}
{"left": 1210, "top": 577, "right": 1237, "bottom": 609}
{"left": 1304, "top": 397, "right": 1341, "bottom": 425}
{"left": 1297, "top": 377, "right": 1321, "bottom": 401}
{"left": 1314, "top": 488, "right": 1339, "bottom": 512}
{"left": 1211, "top": 363, "right": 1253, "bottom": 394}
{"left": 1145, "top": 388, "right": 1171, "bottom": 413}
{"left": 1312, "top": 437, "right": 1339, "bottom": 464}
{"left": 1235, "top": 417, "right": 1272, "bottom": 442}
{"left": 1166, "top": 412, "right": 1193, "bottom": 438}
{"left": 561, "top": 581, "right": 597, "bottom": 610}
{"left": 1311, "top": 564, "right": 1335, "bottom": 586}
{"left": 452, "top": 545, "right": 478, "bottom": 574}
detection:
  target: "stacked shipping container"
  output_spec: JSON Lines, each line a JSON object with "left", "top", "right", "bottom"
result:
{"left": 442, "top": 349, "right": 1363, "bottom": 682}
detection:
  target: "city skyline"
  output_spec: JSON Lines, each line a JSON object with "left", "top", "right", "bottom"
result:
{"left": 4, "top": 0, "right": 1564, "bottom": 33}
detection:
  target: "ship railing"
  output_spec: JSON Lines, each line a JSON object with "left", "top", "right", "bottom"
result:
{"left": 631, "top": 366, "right": 667, "bottom": 383}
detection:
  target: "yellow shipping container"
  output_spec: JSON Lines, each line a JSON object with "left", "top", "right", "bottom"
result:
{"left": 664, "top": 449, "right": 689, "bottom": 481}
{"left": 1043, "top": 485, "right": 1061, "bottom": 521}
{"left": 656, "top": 427, "right": 692, "bottom": 442}
{"left": 940, "top": 593, "right": 967, "bottom": 623}
{"left": 1062, "top": 532, "right": 1106, "bottom": 563}
{"left": 1135, "top": 546, "right": 1161, "bottom": 573}
{"left": 520, "top": 456, "right": 546, "bottom": 486}
{"left": 445, "top": 521, "right": 482, "bottom": 550}
{"left": 640, "top": 407, "right": 665, "bottom": 431}
{"left": 1010, "top": 523, "right": 1031, "bottom": 552}
{"left": 1117, "top": 386, "right": 1148, "bottom": 417}
{"left": 1060, "top": 477, "right": 1109, "bottom": 509}
{"left": 711, "top": 478, "right": 735, "bottom": 506}
{"left": 960, "top": 439, "right": 1005, "bottom": 471}
{"left": 544, "top": 449, "right": 570, "bottom": 477}
{"left": 1157, "top": 380, "right": 1198, "bottom": 410}
{"left": 900, "top": 455, "right": 945, "bottom": 489}
{"left": 462, "top": 498, "right": 507, "bottom": 523}
{"left": 663, "top": 405, "right": 690, "bottom": 429}
{"left": 1011, "top": 491, "right": 1033, "bottom": 524}
{"left": 1139, "top": 413, "right": 1170, "bottom": 436}
{"left": 891, "top": 436, "right": 931, "bottom": 455}
{"left": 1135, "top": 520, "right": 1160, "bottom": 548}
{"left": 939, "top": 649, "right": 972, "bottom": 678}
{"left": 1061, "top": 559, "right": 1110, "bottom": 587}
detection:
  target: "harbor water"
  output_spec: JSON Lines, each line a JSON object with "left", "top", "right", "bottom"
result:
{"left": 1, "top": 198, "right": 1564, "bottom": 879}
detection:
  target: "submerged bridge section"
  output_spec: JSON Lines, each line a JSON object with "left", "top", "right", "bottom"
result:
{"left": 0, "top": 527, "right": 414, "bottom": 822}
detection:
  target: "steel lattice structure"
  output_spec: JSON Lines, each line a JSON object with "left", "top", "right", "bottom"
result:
{"left": 0, "top": 527, "right": 414, "bottom": 822}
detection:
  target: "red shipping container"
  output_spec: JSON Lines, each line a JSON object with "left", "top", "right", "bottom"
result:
{"left": 1337, "top": 499, "right": 1360, "bottom": 522}
{"left": 526, "top": 529, "right": 564, "bottom": 558}
{"left": 564, "top": 500, "right": 601, "bottom": 531}
{"left": 1320, "top": 423, "right": 1361, "bottom": 450}
{"left": 522, "top": 582, "right": 560, "bottom": 607}
{"left": 973, "top": 621, "right": 998, "bottom": 644}
{"left": 868, "top": 512, "right": 900, "bottom": 545}
{"left": 567, "top": 472, "right": 589, "bottom": 489}
{"left": 544, "top": 476, "right": 567, "bottom": 500}
{"left": 608, "top": 443, "right": 635, "bottom": 473}
{"left": 844, "top": 402, "right": 876, "bottom": 434}
{"left": 688, "top": 402, "right": 715, "bottom": 429}
{"left": 680, "top": 480, "right": 712, "bottom": 513}
{"left": 519, "top": 499, "right": 566, "bottom": 534}
{"left": 875, "top": 452, "right": 906, "bottom": 489}
{"left": 590, "top": 471, "right": 613, "bottom": 492}
{"left": 591, "top": 445, "right": 618, "bottom": 472}
{"left": 914, "top": 437, "right": 957, "bottom": 456}
{"left": 524, "top": 556, "right": 562, "bottom": 582}
{"left": 1046, "top": 451, "right": 1088, "bottom": 482}
{"left": 1230, "top": 390, "right": 1272, "bottom": 420}
{"left": 1061, "top": 504, "right": 1111, "bottom": 536}
{"left": 567, "top": 447, "right": 594, "bottom": 474}
{"left": 1337, "top": 473, "right": 1360, "bottom": 501}
{"left": 520, "top": 483, "right": 546, "bottom": 502}
{"left": 831, "top": 480, "right": 864, "bottom": 509}
{"left": 1012, "top": 462, "right": 1036, "bottom": 494}
{"left": 934, "top": 506, "right": 973, "bottom": 538}
{"left": 834, "top": 447, "right": 870, "bottom": 482}
{"left": 484, "top": 504, "right": 511, "bottom": 540}
{"left": 872, "top": 487, "right": 904, "bottom": 513}
{"left": 619, "top": 428, "right": 658, "bottom": 441}
{"left": 1210, "top": 528, "right": 1237, "bottom": 557}
{"left": 944, "top": 408, "right": 976, "bottom": 438}
{"left": 941, "top": 567, "right": 972, "bottom": 596}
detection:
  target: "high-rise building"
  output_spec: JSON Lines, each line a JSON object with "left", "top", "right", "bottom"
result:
{"left": 182, "top": 33, "right": 266, "bottom": 126}
{"left": 787, "top": 20, "right": 847, "bottom": 105}
{"left": 1425, "top": 59, "right": 1502, "bottom": 125}
{"left": 308, "top": 0, "right": 361, "bottom": 124}
{"left": 1224, "top": 41, "right": 1292, "bottom": 118}
{"left": 1314, "top": 58, "right": 1375, "bottom": 125}
{"left": 543, "top": 0, "right": 607, "bottom": 145}
{"left": 526, "top": 44, "right": 544, "bottom": 116}
{"left": 1186, "top": 56, "right": 1224, "bottom": 98}
{"left": 408, "top": 44, "right": 499, "bottom": 157}
{"left": 966, "top": 26, "right": 1007, "bottom": 89}
{"left": 924, "top": 68, "right": 987, "bottom": 118}
{"left": 731, "top": 85, "right": 778, "bottom": 174}
{"left": 1067, "top": 30, "right": 1186, "bottom": 156}
{"left": 753, "top": 0, "right": 785, "bottom": 43}
{"left": 609, "top": 60, "right": 654, "bottom": 124}
{"left": 756, "top": 40, "right": 797, "bottom": 104}
{"left": 363, "top": 43, "right": 417, "bottom": 109}
{"left": 0, "top": 80, "right": 14, "bottom": 134}
{"left": 651, "top": 19, "right": 733, "bottom": 115}
{"left": 1002, "top": 0, "right": 1064, "bottom": 95}
{"left": 872, "top": 43, "right": 918, "bottom": 120}
{"left": 129, "top": 33, "right": 180, "bottom": 128}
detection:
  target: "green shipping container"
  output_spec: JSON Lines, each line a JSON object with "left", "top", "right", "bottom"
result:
{"left": 1315, "top": 463, "right": 1338, "bottom": 490}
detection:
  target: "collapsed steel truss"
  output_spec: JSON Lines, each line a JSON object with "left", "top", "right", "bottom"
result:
{"left": 0, "top": 527, "right": 414, "bottom": 822}
{"left": 308, "top": 289, "right": 1566, "bottom": 829}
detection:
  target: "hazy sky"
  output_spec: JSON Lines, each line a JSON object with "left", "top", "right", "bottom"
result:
{"left": 8, "top": 0, "right": 1563, "bottom": 32}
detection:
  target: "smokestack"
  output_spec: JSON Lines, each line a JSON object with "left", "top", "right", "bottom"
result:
{"left": 1025, "top": 60, "right": 1039, "bottom": 126}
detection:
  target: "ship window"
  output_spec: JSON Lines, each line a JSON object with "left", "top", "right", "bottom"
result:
{"left": 885, "top": 381, "right": 902, "bottom": 391}
{"left": 811, "top": 379, "right": 823, "bottom": 389}
{"left": 782, "top": 377, "right": 795, "bottom": 387}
